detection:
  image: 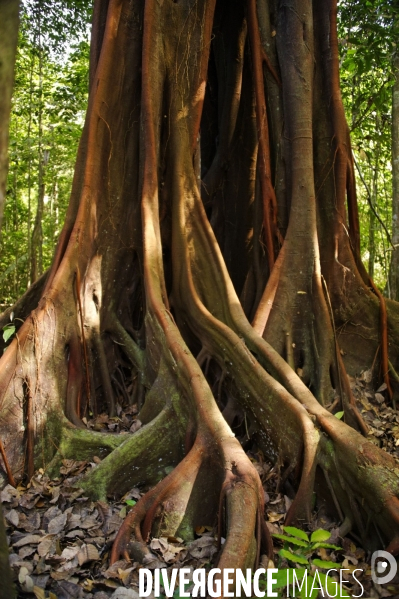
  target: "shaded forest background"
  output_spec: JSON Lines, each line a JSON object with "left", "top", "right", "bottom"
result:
{"left": 0, "top": 0, "right": 398, "bottom": 307}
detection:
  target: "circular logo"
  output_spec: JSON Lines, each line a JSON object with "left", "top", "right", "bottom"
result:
{"left": 371, "top": 551, "right": 397, "bottom": 585}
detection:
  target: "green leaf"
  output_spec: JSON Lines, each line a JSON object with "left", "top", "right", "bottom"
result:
{"left": 312, "top": 558, "right": 341, "bottom": 569}
{"left": 125, "top": 499, "right": 136, "bottom": 506}
{"left": 312, "top": 542, "right": 342, "bottom": 550}
{"left": 283, "top": 526, "right": 309, "bottom": 542}
{"left": 279, "top": 549, "right": 309, "bottom": 565}
{"left": 2, "top": 324, "right": 15, "bottom": 343}
{"left": 334, "top": 411, "right": 344, "bottom": 420}
{"left": 272, "top": 534, "right": 309, "bottom": 547}
{"left": 310, "top": 529, "right": 330, "bottom": 543}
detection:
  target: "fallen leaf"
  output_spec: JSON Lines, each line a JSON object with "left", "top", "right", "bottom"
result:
{"left": 13, "top": 534, "right": 42, "bottom": 547}
{"left": 268, "top": 512, "right": 285, "bottom": 523}
{"left": 77, "top": 544, "right": 100, "bottom": 565}
{"left": 129, "top": 419, "right": 142, "bottom": 433}
{"left": 48, "top": 512, "right": 67, "bottom": 534}
{"left": 37, "top": 534, "right": 58, "bottom": 557}
{"left": 6, "top": 508, "right": 19, "bottom": 527}
{"left": 33, "top": 586, "right": 46, "bottom": 599}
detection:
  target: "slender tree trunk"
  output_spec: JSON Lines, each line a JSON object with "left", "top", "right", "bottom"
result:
{"left": 369, "top": 209, "right": 376, "bottom": 279}
{"left": 0, "top": 0, "right": 19, "bottom": 241}
{"left": 30, "top": 8, "right": 45, "bottom": 283}
{"left": 30, "top": 157, "right": 45, "bottom": 283}
{"left": 390, "top": 52, "right": 399, "bottom": 299}
{"left": 26, "top": 44, "right": 36, "bottom": 286}
{"left": 368, "top": 137, "right": 381, "bottom": 279}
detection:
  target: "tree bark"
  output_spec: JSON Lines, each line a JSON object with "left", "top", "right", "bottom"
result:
{"left": 390, "top": 52, "right": 399, "bottom": 300}
{"left": 0, "top": 503, "right": 15, "bottom": 599}
{"left": 0, "top": 1, "right": 19, "bottom": 595}
{"left": 0, "top": 0, "right": 19, "bottom": 240}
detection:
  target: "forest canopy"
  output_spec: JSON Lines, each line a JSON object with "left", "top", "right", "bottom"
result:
{"left": 1, "top": 0, "right": 398, "bottom": 304}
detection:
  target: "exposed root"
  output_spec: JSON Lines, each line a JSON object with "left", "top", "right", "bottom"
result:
{"left": 25, "top": 383, "right": 34, "bottom": 480}
{"left": 369, "top": 278, "right": 394, "bottom": 402}
{"left": 107, "top": 314, "right": 145, "bottom": 374}
{"left": 0, "top": 438, "right": 15, "bottom": 487}
{"left": 80, "top": 405, "right": 185, "bottom": 500}
{"left": 260, "top": 46, "right": 281, "bottom": 87}
{"left": 247, "top": 0, "right": 279, "bottom": 271}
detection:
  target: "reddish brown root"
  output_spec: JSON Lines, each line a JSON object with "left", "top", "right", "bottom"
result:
{"left": 0, "top": 438, "right": 15, "bottom": 487}
{"left": 285, "top": 424, "right": 319, "bottom": 525}
{"left": 260, "top": 47, "right": 281, "bottom": 87}
{"left": 247, "top": 0, "right": 279, "bottom": 271}
{"left": 369, "top": 278, "right": 394, "bottom": 402}
{"left": 111, "top": 440, "right": 204, "bottom": 563}
{"left": 335, "top": 348, "right": 369, "bottom": 435}
{"left": 25, "top": 384, "right": 34, "bottom": 480}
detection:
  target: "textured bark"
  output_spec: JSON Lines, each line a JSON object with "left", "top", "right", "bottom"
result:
{"left": 1, "top": 0, "right": 399, "bottom": 576}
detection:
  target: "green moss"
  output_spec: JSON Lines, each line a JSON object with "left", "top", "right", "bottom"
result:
{"left": 79, "top": 407, "right": 183, "bottom": 500}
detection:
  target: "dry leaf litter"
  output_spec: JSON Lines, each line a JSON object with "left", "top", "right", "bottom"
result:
{"left": 1, "top": 377, "right": 399, "bottom": 598}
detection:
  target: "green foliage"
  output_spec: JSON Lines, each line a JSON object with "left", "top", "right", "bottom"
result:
{"left": 125, "top": 499, "right": 137, "bottom": 507}
{"left": 282, "top": 526, "right": 309, "bottom": 542}
{"left": 338, "top": 0, "right": 398, "bottom": 291}
{"left": 2, "top": 324, "right": 15, "bottom": 344}
{"left": 0, "top": 0, "right": 90, "bottom": 306}
{"left": 0, "top": 0, "right": 396, "bottom": 303}
{"left": 268, "top": 526, "right": 350, "bottom": 598}
{"left": 310, "top": 529, "right": 331, "bottom": 543}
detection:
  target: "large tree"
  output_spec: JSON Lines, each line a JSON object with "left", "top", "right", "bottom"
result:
{"left": 0, "top": 1, "right": 19, "bottom": 597}
{"left": 0, "top": 0, "right": 19, "bottom": 237}
{"left": 1, "top": 0, "right": 399, "bottom": 572}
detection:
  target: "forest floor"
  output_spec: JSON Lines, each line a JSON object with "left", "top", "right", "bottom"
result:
{"left": 3, "top": 372, "right": 399, "bottom": 599}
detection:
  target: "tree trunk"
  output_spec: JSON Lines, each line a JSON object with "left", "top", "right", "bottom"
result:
{"left": 2, "top": 0, "right": 399, "bottom": 573}
{"left": 368, "top": 136, "right": 381, "bottom": 281}
{"left": 0, "top": 0, "right": 19, "bottom": 239}
{"left": 0, "top": 1, "right": 19, "bottom": 595}
{"left": 368, "top": 209, "right": 376, "bottom": 280}
{"left": 390, "top": 52, "right": 399, "bottom": 300}
{"left": 30, "top": 7, "right": 44, "bottom": 284}
{"left": 0, "top": 503, "right": 15, "bottom": 599}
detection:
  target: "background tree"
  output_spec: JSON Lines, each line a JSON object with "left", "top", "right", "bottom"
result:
{"left": 2, "top": 0, "right": 399, "bottom": 573}
{"left": 390, "top": 46, "right": 399, "bottom": 298}
{"left": 0, "top": 0, "right": 90, "bottom": 306}
{"left": 338, "top": 0, "right": 398, "bottom": 293}
{"left": 0, "top": 0, "right": 20, "bottom": 237}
